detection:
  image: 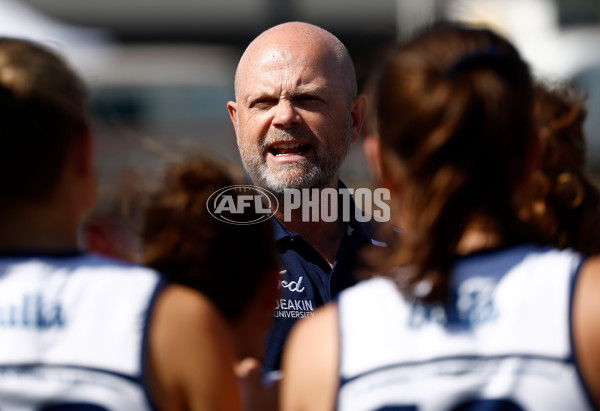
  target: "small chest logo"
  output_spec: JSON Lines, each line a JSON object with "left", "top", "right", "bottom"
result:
{"left": 279, "top": 276, "right": 305, "bottom": 293}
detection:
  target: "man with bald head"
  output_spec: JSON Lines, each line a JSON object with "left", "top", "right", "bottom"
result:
{"left": 227, "top": 22, "right": 384, "bottom": 373}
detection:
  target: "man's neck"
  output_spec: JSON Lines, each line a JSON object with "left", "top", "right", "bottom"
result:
{"left": 274, "top": 208, "right": 347, "bottom": 268}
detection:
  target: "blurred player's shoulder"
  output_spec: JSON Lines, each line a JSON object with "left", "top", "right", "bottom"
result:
{"left": 573, "top": 254, "right": 600, "bottom": 407}
{"left": 148, "top": 283, "right": 242, "bottom": 411}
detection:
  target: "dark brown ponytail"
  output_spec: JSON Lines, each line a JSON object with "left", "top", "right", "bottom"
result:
{"left": 375, "top": 23, "right": 537, "bottom": 303}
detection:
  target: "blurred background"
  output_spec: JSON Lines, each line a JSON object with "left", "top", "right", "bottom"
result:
{"left": 2, "top": 0, "right": 599, "bottom": 257}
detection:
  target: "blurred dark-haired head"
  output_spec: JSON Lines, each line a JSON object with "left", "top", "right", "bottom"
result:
{"left": 141, "top": 155, "right": 279, "bottom": 325}
{"left": 0, "top": 38, "right": 88, "bottom": 212}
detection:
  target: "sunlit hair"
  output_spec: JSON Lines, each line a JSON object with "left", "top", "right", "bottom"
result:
{"left": 519, "top": 81, "right": 600, "bottom": 255}
{"left": 0, "top": 38, "right": 88, "bottom": 208}
{"left": 141, "top": 155, "right": 278, "bottom": 322}
{"left": 234, "top": 21, "right": 357, "bottom": 103}
{"left": 375, "top": 22, "right": 538, "bottom": 303}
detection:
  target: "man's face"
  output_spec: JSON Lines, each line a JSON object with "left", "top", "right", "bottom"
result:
{"left": 228, "top": 48, "right": 357, "bottom": 195}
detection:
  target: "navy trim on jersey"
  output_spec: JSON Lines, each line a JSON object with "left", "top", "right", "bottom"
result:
{"left": 0, "top": 363, "right": 140, "bottom": 385}
{"left": 339, "top": 353, "right": 577, "bottom": 388}
{"left": 568, "top": 256, "right": 599, "bottom": 411}
{"left": 140, "top": 277, "right": 169, "bottom": 411}
{"left": 0, "top": 250, "right": 84, "bottom": 258}
{"left": 335, "top": 298, "right": 344, "bottom": 411}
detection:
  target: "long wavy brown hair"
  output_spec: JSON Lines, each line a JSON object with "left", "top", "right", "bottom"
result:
{"left": 520, "top": 82, "right": 600, "bottom": 255}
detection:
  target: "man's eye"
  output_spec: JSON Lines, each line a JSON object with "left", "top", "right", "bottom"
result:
{"left": 251, "top": 99, "right": 274, "bottom": 108}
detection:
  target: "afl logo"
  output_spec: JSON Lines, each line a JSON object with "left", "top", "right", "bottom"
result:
{"left": 206, "top": 185, "right": 278, "bottom": 225}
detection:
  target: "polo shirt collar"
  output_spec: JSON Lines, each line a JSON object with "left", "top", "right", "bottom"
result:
{"left": 270, "top": 180, "right": 377, "bottom": 243}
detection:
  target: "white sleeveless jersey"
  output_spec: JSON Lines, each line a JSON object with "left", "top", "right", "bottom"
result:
{"left": 337, "top": 245, "right": 596, "bottom": 411}
{"left": 0, "top": 253, "right": 163, "bottom": 410}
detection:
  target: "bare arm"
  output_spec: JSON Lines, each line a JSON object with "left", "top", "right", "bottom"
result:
{"left": 148, "top": 284, "right": 242, "bottom": 411}
{"left": 280, "top": 303, "right": 340, "bottom": 411}
{"left": 573, "top": 255, "right": 600, "bottom": 408}
{"left": 236, "top": 357, "right": 279, "bottom": 411}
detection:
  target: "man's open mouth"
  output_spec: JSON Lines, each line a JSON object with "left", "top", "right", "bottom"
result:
{"left": 268, "top": 142, "right": 312, "bottom": 156}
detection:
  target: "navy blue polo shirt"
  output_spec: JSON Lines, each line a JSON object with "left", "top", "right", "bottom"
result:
{"left": 263, "top": 187, "right": 387, "bottom": 372}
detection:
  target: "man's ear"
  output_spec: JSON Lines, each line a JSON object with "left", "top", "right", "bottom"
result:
{"left": 363, "top": 134, "right": 382, "bottom": 182}
{"left": 227, "top": 101, "right": 239, "bottom": 137}
{"left": 350, "top": 94, "right": 368, "bottom": 143}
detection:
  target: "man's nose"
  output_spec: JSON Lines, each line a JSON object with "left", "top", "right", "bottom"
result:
{"left": 273, "top": 100, "right": 301, "bottom": 129}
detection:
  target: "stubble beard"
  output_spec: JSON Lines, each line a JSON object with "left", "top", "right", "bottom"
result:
{"left": 238, "top": 115, "right": 354, "bottom": 198}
